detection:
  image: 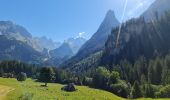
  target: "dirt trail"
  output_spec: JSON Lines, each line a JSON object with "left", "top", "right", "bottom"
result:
{"left": 0, "top": 85, "right": 14, "bottom": 100}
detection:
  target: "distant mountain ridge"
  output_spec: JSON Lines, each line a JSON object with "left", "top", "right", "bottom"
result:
{"left": 77, "top": 10, "right": 120, "bottom": 58}
{"left": 34, "top": 36, "right": 61, "bottom": 50}
{"left": 63, "top": 0, "right": 170, "bottom": 73}
{"left": 45, "top": 37, "right": 86, "bottom": 66}
{"left": 0, "top": 35, "right": 44, "bottom": 63}
{"left": 62, "top": 10, "right": 120, "bottom": 67}
{"left": 65, "top": 37, "right": 86, "bottom": 54}
{"left": 0, "top": 21, "right": 61, "bottom": 52}
{"left": 142, "top": 0, "right": 170, "bottom": 21}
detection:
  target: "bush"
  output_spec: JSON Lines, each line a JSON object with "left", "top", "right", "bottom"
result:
{"left": 61, "top": 83, "right": 77, "bottom": 92}
{"left": 156, "top": 85, "right": 170, "bottom": 98}
{"left": 82, "top": 77, "right": 93, "bottom": 86}
{"left": 17, "top": 72, "right": 27, "bottom": 82}
{"left": 92, "top": 67, "right": 110, "bottom": 88}
{"left": 109, "top": 82, "right": 129, "bottom": 98}
{"left": 109, "top": 71, "right": 120, "bottom": 84}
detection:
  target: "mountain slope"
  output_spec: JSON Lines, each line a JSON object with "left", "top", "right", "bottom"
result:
{"left": 77, "top": 10, "right": 120, "bottom": 59}
{"left": 142, "top": 0, "right": 170, "bottom": 21}
{"left": 46, "top": 43, "right": 74, "bottom": 66}
{"left": 34, "top": 36, "right": 61, "bottom": 50}
{"left": 50, "top": 43, "right": 73, "bottom": 58}
{"left": 0, "top": 35, "right": 44, "bottom": 63}
{"left": 102, "top": 11, "right": 170, "bottom": 65}
{"left": 0, "top": 21, "right": 45, "bottom": 52}
{"left": 65, "top": 37, "right": 86, "bottom": 54}
{"left": 62, "top": 10, "right": 119, "bottom": 67}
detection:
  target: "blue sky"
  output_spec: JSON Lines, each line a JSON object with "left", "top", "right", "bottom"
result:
{"left": 0, "top": 0, "right": 155, "bottom": 42}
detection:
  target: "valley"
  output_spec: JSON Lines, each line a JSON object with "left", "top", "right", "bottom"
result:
{"left": 0, "top": 0, "right": 170, "bottom": 100}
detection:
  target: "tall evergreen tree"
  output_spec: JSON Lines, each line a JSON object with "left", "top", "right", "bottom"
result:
{"left": 131, "top": 81, "right": 142, "bottom": 98}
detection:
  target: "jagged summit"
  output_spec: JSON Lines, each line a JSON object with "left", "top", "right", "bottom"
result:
{"left": 62, "top": 10, "right": 120, "bottom": 67}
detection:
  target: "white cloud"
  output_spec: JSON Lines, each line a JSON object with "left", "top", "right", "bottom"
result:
{"left": 78, "top": 32, "right": 86, "bottom": 38}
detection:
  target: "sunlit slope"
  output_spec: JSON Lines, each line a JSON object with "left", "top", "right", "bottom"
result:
{"left": 0, "top": 78, "right": 124, "bottom": 100}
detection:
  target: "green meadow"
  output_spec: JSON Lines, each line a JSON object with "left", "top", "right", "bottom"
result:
{"left": 0, "top": 78, "right": 125, "bottom": 100}
{"left": 0, "top": 78, "right": 170, "bottom": 100}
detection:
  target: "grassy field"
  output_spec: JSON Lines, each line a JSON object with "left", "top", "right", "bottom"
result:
{"left": 0, "top": 78, "right": 125, "bottom": 100}
{"left": 0, "top": 78, "right": 170, "bottom": 100}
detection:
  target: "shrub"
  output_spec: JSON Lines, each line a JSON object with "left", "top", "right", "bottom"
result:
{"left": 109, "top": 71, "right": 120, "bottom": 84}
{"left": 156, "top": 85, "right": 170, "bottom": 98}
{"left": 109, "top": 82, "right": 129, "bottom": 98}
{"left": 82, "top": 77, "right": 93, "bottom": 86}
{"left": 92, "top": 67, "right": 110, "bottom": 88}
{"left": 61, "top": 83, "right": 77, "bottom": 92}
{"left": 17, "top": 72, "right": 27, "bottom": 82}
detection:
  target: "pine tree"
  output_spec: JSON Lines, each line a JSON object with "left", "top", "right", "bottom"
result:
{"left": 148, "top": 60, "right": 154, "bottom": 84}
{"left": 131, "top": 81, "right": 142, "bottom": 98}
{"left": 144, "top": 83, "right": 155, "bottom": 98}
{"left": 140, "top": 74, "right": 146, "bottom": 84}
{"left": 153, "top": 58, "right": 163, "bottom": 84}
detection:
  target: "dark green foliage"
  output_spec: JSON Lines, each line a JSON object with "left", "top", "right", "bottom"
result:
{"left": 148, "top": 58, "right": 164, "bottom": 85}
{"left": 144, "top": 83, "right": 155, "bottom": 98}
{"left": 131, "top": 81, "right": 142, "bottom": 98}
{"left": 92, "top": 67, "right": 130, "bottom": 97}
{"left": 109, "top": 81, "right": 130, "bottom": 98}
{"left": 17, "top": 72, "right": 27, "bottom": 82}
{"left": 63, "top": 51, "right": 102, "bottom": 75}
{"left": 0, "top": 60, "right": 38, "bottom": 77}
{"left": 156, "top": 85, "right": 170, "bottom": 98}
{"left": 54, "top": 69, "right": 68, "bottom": 84}
{"left": 92, "top": 67, "right": 110, "bottom": 88}
{"left": 109, "top": 71, "right": 120, "bottom": 84}
{"left": 140, "top": 74, "right": 147, "bottom": 85}
{"left": 82, "top": 77, "right": 93, "bottom": 86}
{"left": 162, "top": 54, "right": 170, "bottom": 84}
{"left": 39, "top": 67, "right": 54, "bottom": 86}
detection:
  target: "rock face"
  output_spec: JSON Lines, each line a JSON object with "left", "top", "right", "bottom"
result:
{"left": 142, "top": 0, "right": 170, "bottom": 21}
{"left": 77, "top": 10, "right": 120, "bottom": 59}
{"left": 62, "top": 10, "right": 120, "bottom": 67}
{"left": 0, "top": 21, "right": 32, "bottom": 38}
{"left": 65, "top": 37, "right": 86, "bottom": 54}
{"left": 46, "top": 43, "right": 74, "bottom": 66}
{"left": 34, "top": 36, "right": 61, "bottom": 50}
{"left": 102, "top": 9, "right": 170, "bottom": 65}
{"left": 0, "top": 21, "right": 44, "bottom": 52}
{"left": 50, "top": 42, "right": 73, "bottom": 58}
{"left": 0, "top": 35, "right": 44, "bottom": 63}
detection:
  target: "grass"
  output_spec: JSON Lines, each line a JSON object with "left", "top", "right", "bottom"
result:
{"left": 0, "top": 78, "right": 125, "bottom": 100}
{"left": 0, "top": 78, "right": 170, "bottom": 100}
